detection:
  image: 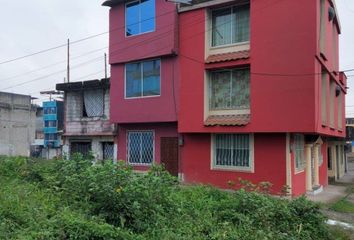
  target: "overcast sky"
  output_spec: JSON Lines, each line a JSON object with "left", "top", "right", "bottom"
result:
{"left": 0, "top": 0, "right": 354, "bottom": 115}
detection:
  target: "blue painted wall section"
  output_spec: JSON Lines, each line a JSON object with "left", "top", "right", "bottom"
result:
{"left": 43, "top": 101, "right": 64, "bottom": 148}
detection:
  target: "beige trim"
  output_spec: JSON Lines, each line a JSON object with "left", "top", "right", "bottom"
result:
{"left": 209, "top": 109, "right": 250, "bottom": 116}
{"left": 210, "top": 133, "right": 254, "bottom": 173}
{"left": 204, "top": 5, "right": 250, "bottom": 58}
{"left": 305, "top": 144, "right": 313, "bottom": 191}
{"left": 313, "top": 144, "right": 320, "bottom": 186}
{"left": 286, "top": 133, "right": 292, "bottom": 195}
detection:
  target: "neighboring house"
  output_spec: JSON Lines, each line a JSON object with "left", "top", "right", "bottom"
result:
{"left": 103, "top": 0, "right": 179, "bottom": 174}
{"left": 103, "top": 0, "right": 346, "bottom": 196}
{"left": 42, "top": 100, "right": 64, "bottom": 159}
{"left": 0, "top": 92, "right": 37, "bottom": 156}
{"left": 56, "top": 78, "right": 117, "bottom": 161}
{"left": 31, "top": 106, "right": 44, "bottom": 158}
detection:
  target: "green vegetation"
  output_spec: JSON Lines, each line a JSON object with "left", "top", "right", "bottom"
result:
{"left": 0, "top": 155, "right": 345, "bottom": 239}
{"left": 330, "top": 198, "right": 354, "bottom": 214}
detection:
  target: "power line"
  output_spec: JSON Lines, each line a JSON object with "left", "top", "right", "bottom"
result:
{"left": 0, "top": 8, "right": 178, "bottom": 66}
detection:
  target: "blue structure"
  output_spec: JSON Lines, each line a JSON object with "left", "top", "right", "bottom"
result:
{"left": 43, "top": 101, "right": 63, "bottom": 148}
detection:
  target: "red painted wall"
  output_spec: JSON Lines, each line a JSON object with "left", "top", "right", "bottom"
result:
{"left": 178, "top": 0, "right": 345, "bottom": 138}
{"left": 181, "top": 133, "right": 287, "bottom": 194}
{"left": 108, "top": 1, "right": 178, "bottom": 64}
{"left": 116, "top": 122, "right": 178, "bottom": 171}
{"left": 110, "top": 57, "right": 179, "bottom": 123}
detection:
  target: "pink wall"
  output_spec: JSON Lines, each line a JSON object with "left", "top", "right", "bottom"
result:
{"left": 181, "top": 133, "right": 287, "bottom": 194}
{"left": 117, "top": 122, "right": 178, "bottom": 171}
{"left": 108, "top": 1, "right": 178, "bottom": 64}
{"left": 110, "top": 57, "right": 179, "bottom": 123}
{"left": 178, "top": 0, "right": 345, "bottom": 138}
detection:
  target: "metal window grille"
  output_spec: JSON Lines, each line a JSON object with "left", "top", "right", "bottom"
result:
{"left": 214, "top": 134, "right": 250, "bottom": 167}
{"left": 102, "top": 142, "right": 114, "bottom": 160}
{"left": 210, "top": 68, "right": 250, "bottom": 110}
{"left": 294, "top": 134, "right": 305, "bottom": 170}
{"left": 127, "top": 131, "right": 154, "bottom": 164}
{"left": 70, "top": 142, "right": 92, "bottom": 157}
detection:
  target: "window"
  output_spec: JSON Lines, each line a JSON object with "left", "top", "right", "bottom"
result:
{"left": 319, "top": 0, "right": 326, "bottom": 53}
{"left": 125, "top": 59, "right": 160, "bottom": 98}
{"left": 211, "top": 4, "right": 250, "bottom": 47}
{"left": 318, "top": 145, "right": 323, "bottom": 166}
{"left": 330, "top": 80, "right": 335, "bottom": 127}
{"left": 338, "top": 91, "right": 343, "bottom": 130}
{"left": 70, "top": 142, "right": 92, "bottom": 157}
{"left": 102, "top": 142, "right": 114, "bottom": 160}
{"left": 44, "top": 120, "right": 57, "bottom": 128}
{"left": 126, "top": 0, "right": 155, "bottom": 36}
{"left": 212, "top": 134, "right": 253, "bottom": 171}
{"left": 321, "top": 71, "right": 327, "bottom": 124}
{"left": 294, "top": 134, "right": 305, "bottom": 172}
{"left": 209, "top": 68, "right": 250, "bottom": 111}
{"left": 44, "top": 107, "right": 56, "bottom": 114}
{"left": 45, "top": 133, "right": 58, "bottom": 141}
{"left": 127, "top": 131, "right": 154, "bottom": 165}
{"left": 83, "top": 89, "right": 104, "bottom": 117}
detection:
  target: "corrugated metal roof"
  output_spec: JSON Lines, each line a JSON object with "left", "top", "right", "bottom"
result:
{"left": 205, "top": 50, "right": 250, "bottom": 64}
{"left": 204, "top": 114, "right": 250, "bottom": 126}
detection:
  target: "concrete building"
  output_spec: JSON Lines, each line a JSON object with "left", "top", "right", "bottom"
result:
{"left": 0, "top": 92, "right": 36, "bottom": 156}
{"left": 56, "top": 78, "right": 117, "bottom": 161}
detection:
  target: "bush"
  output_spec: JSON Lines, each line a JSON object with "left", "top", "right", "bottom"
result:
{"left": 0, "top": 156, "right": 335, "bottom": 239}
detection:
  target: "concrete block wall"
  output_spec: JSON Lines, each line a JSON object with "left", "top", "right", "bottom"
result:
{"left": 0, "top": 92, "right": 36, "bottom": 156}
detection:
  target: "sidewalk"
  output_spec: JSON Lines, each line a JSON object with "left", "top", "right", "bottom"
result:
{"left": 307, "top": 158, "right": 354, "bottom": 204}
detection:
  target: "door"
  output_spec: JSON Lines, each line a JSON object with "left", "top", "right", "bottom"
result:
{"left": 160, "top": 137, "right": 179, "bottom": 176}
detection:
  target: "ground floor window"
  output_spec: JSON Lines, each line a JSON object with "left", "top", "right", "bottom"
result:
{"left": 102, "top": 142, "right": 114, "bottom": 160}
{"left": 127, "top": 131, "right": 154, "bottom": 165}
{"left": 212, "top": 134, "right": 253, "bottom": 171}
{"left": 70, "top": 141, "right": 92, "bottom": 158}
{"left": 294, "top": 134, "right": 305, "bottom": 172}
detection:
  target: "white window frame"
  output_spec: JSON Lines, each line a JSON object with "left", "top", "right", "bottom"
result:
{"left": 127, "top": 130, "right": 155, "bottom": 165}
{"left": 125, "top": 0, "right": 156, "bottom": 37}
{"left": 294, "top": 134, "right": 305, "bottom": 173}
{"left": 210, "top": 133, "right": 254, "bottom": 172}
{"left": 124, "top": 58, "right": 161, "bottom": 99}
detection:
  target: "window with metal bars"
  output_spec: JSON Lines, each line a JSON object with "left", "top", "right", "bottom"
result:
{"left": 211, "top": 4, "right": 250, "bottom": 47}
{"left": 294, "top": 134, "right": 305, "bottom": 172}
{"left": 212, "top": 134, "right": 253, "bottom": 171}
{"left": 127, "top": 131, "right": 154, "bottom": 165}
{"left": 209, "top": 68, "right": 250, "bottom": 111}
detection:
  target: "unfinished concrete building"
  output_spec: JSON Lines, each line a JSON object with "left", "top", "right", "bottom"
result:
{"left": 0, "top": 92, "right": 37, "bottom": 156}
{"left": 56, "top": 78, "right": 116, "bottom": 161}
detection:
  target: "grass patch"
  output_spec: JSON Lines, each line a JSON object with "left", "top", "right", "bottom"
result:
{"left": 330, "top": 199, "right": 354, "bottom": 214}
{"left": 328, "top": 225, "right": 354, "bottom": 240}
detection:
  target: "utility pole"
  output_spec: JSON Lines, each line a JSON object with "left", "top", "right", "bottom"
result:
{"left": 104, "top": 53, "right": 108, "bottom": 79}
{"left": 67, "top": 39, "right": 70, "bottom": 83}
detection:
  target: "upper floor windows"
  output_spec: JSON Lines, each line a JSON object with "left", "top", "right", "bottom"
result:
{"left": 125, "top": 59, "right": 161, "bottom": 98}
{"left": 126, "top": 0, "right": 155, "bottom": 36}
{"left": 211, "top": 4, "right": 250, "bottom": 47}
{"left": 209, "top": 68, "right": 250, "bottom": 111}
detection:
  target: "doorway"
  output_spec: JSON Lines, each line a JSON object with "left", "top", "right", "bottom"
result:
{"left": 160, "top": 137, "right": 179, "bottom": 176}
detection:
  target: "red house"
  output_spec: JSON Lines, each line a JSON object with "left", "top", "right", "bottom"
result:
{"left": 104, "top": 0, "right": 346, "bottom": 196}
